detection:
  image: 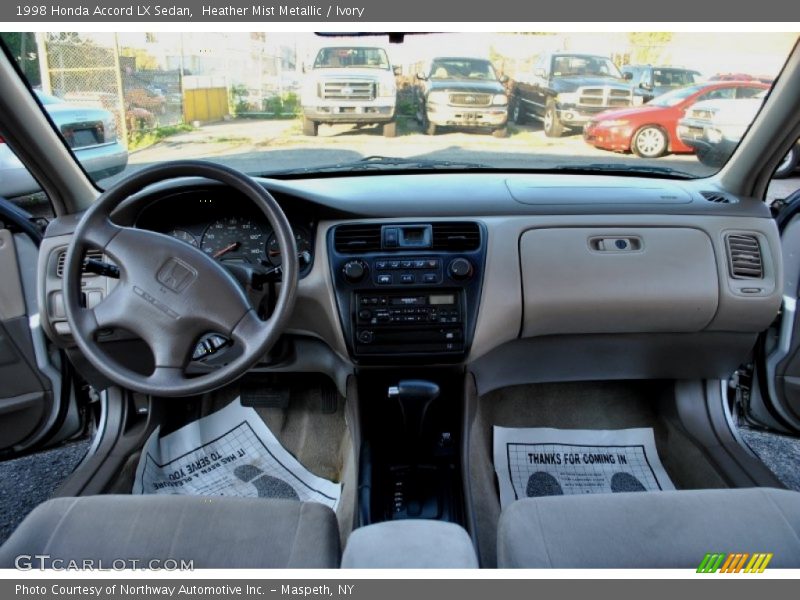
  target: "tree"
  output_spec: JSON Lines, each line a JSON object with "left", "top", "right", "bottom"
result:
{"left": 0, "top": 32, "right": 41, "bottom": 87}
{"left": 628, "top": 32, "right": 673, "bottom": 65}
{"left": 119, "top": 47, "right": 160, "bottom": 71}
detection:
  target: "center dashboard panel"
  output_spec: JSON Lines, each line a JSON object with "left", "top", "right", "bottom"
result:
{"left": 327, "top": 221, "right": 486, "bottom": 362}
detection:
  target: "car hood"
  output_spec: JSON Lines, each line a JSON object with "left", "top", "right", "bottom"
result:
{"left": 44, "top": 102, "right": 112, "bottom": 125}
{"left": 593, "top": 105, "right": 667, "bottom": 122}
{"left": 553, "top": 76, "right": 631, "bottom": 93}
{"left": 688, "top": 97, "right": 763, "bottom": 124}
{"left": 652, "top": 84, "right": 682, "bottom": 94}
{"left": 311, "top": 67, "right": 392, "bottom": 79}
{"left": 427, "top": 79, "right": 505, "bottom": 94}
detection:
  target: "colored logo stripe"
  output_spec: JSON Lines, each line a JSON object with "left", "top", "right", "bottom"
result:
{"left": 697, "top": 552, "right": 773, "bottom": 573}
{"left": 745, "top": 553, "right": 773, "bottom": 573}
{"left": 720, "top": 553, "right": 749, "bottom": 573}
{"left": 697, "top": 553, "right": 725, "bottom": 573}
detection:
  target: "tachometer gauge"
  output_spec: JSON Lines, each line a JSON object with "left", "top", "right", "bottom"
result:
{"left": 266, "top": 228, "right": 312, "bottom": 267}
{"left": 201, "top": 217, "right": 268, "bottom": 263}
{"left": 168, "top": 229, "right": 199, "bottom": 247}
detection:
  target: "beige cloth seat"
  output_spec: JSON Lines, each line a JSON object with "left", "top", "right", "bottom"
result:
{"left": 497, "top": 488, "right": 800, "bottom": 568}
{"left": 0, "top": 495, "right": 340, "bottom": 568}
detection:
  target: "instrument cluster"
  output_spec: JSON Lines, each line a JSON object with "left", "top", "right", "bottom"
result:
{"left": 167, "top": 216, "right": 313, "bottom": 268}
{"left": 134, "top": 190, "right": 315, "bottom": 274}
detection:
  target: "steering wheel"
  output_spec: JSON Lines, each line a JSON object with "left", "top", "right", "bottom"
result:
{"left": 62, "top": 161, "right": 298, "bottom": 397}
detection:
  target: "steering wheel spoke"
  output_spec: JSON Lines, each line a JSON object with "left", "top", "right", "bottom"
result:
{"left": 81, "top": 214, "right": 123, "bottom": 250}
{"left": 93, "top": 292, "right": 126, "bottom": 331}
{"left": 230, "top": 309, "right": 265, "bottom": 353}
{"left": 149, "top": 329, "right": 196, "bottom": 370}
{"left": 146, "top": 366, "right": 189, "bottom": 389}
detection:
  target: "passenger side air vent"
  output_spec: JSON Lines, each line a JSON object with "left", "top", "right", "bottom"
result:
{"left": 431, "top": 222, "right": 481, "bottom": 251}
{"left": 334, "top": 224, "right": 382, "bottom": 253}
{"left": 56, "top": 249, "right": 105, "bottom": 277}
{"left": 700, "top": 191, "right": 737, "bottom": 204}
{"left": 726, "top": 234, "right": 763, "bottom": 279}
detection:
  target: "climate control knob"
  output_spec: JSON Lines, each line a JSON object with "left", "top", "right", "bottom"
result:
{"left": 448, "top": 258, "right": 473, "bottom": 280}
{"left": 342, "top": 260, "right": 367, "bottom": 283}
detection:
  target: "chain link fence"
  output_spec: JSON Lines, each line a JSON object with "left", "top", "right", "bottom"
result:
{"left": 37, "top": 33, "right": 184, "bottom": 148}
{"left": 31, "top": 33, "right": 305, "bottom": 146}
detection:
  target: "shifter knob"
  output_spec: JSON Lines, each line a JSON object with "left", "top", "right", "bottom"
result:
{"left": 389, "top": 380, "right": 441, "bottom": 440}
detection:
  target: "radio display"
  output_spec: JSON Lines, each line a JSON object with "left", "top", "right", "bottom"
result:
{"left": 391, "top": 296, "right": 426, "bottom": 305}
{"left": 429, "top": 294, "right": 456, "bottom": 305}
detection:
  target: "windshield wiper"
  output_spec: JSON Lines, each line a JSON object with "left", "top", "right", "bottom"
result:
{"left": 547, "top": 163, "right": 697, "bottom": 179}
{"left": 266, "top": 155, "right": 490, "bottom": 176}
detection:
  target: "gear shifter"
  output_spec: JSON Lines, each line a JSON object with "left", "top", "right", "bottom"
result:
{"left": 388, "top": 380, "right": 440, "bottom": 442}
{"left": 387, "top": 380, "right": 444, "bottom": 520}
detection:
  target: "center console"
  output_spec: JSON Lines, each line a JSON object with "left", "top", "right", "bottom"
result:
{"left": 330, "top": 222, "right": 483, "bottom": 529}
{"left": 327, "top": 221, "right": 486, "bottom": 362}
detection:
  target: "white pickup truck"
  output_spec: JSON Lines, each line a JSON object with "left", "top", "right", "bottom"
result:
{"left": 677, "top": 91, "right": 799, "bottom": 177}
{"left": 301, "top": 46, "right": 398, "bottom": 137}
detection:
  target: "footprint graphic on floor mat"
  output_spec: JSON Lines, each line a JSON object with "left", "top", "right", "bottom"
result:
{"left": 234, "top": 464, "right": 299, "bottom": 500}
{"left": 610, "top": 472, "right": 647, "bottom": 493}
{"left": 526, "top": 471, "right": 564, "bottom": 497}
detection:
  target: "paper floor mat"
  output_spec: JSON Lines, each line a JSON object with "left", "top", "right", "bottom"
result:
{"left": 133, "top": 398, "right": 341, "bottom": 510}
{"left": 493, "top": 426, "right": 675, "bottom": 508}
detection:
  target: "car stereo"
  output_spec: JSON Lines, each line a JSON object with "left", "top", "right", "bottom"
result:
{"left": 354, "top": 292, "right": 464, "bottom": 354}
{"left": 327, "top": 222, "right": 486, "bottom": 362}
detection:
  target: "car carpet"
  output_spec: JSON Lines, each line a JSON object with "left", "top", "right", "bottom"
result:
{"left": 207, "top": 377, "right": 356, "bottom": 543}
{"left": 738, "top": 425, "right": 800, "bottom": 492}
{"left": 0, "top": 438, "right": 90, "bottom": 545}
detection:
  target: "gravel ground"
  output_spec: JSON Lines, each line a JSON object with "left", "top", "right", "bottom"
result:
{"left": 738, "top": 426, "right": 800, "bottom": 491}
{"left": 0, "top": 438, "right": 91, "bottom": 545}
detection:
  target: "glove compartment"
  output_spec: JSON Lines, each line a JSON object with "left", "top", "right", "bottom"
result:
{"left": 520, "top": 227, "right": 719, "bottom": 336}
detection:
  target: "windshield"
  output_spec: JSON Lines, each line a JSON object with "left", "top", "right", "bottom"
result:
{"left": 0, "top": 31, "right": 796, "bottom": 194}
{"left": 652, "top": 69, "right": 697, "bottom": 86}
{"left": 429, "top": 59, "right": 497, "bottom": 80}
{"left": 552, "top": 55, "right": 623, "bottom": 79}
{"left": 313, "top": 47, "right": 390, "bottom": 69}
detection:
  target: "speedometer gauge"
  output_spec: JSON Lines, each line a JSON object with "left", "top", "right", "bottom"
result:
{"left": 200, "top": 217, "right": 268, "bottom": 263}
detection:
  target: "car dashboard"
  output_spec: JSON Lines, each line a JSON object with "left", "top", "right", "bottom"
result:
{"left": 36, "top": 171, "right": 784, "bottom": 395}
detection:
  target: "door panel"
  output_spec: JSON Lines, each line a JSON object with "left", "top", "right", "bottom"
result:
{"left": 0, "top": 215, "right": 60, "bottom": 453}
{"left": 756, "top": 190, "right": 800, "bottom": 432}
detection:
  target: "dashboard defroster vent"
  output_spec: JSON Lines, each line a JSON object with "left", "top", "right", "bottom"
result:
{"left": 56, "top": 249, "right": 105, "bottom": 278}
{"left": 334, "top": 224, "right": 382, "bottom": 253}
{"left": 726, "top": 234, "right": 763, "bottom": 279}
{"left": 431, "top": 222, "right": 481, "bottom": 251}
{"left": 700, "top": 191, "right": 736, "bottom": 204}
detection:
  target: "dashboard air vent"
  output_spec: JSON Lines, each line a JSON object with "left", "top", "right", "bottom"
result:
{"left": 56, "top": 249, "right": 105, "bottom": 278}
{"left": 700, "top": 191, "right": 736, "bottom": 204}
{"left": 726, "top": 234, "right": 763, "bottom": 279}
{"left": 334, "top": 224, "right": 382, "bottom": 253}
{"left": 431, "top": 222, "right": 481, "bottom": 251}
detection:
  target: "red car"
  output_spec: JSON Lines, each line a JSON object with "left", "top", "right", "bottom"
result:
{"left": 710, "top": 73, "right": 774, "bottom": 85}
{"left": 583, "top": 81, "right": 770, "bottom": 158}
